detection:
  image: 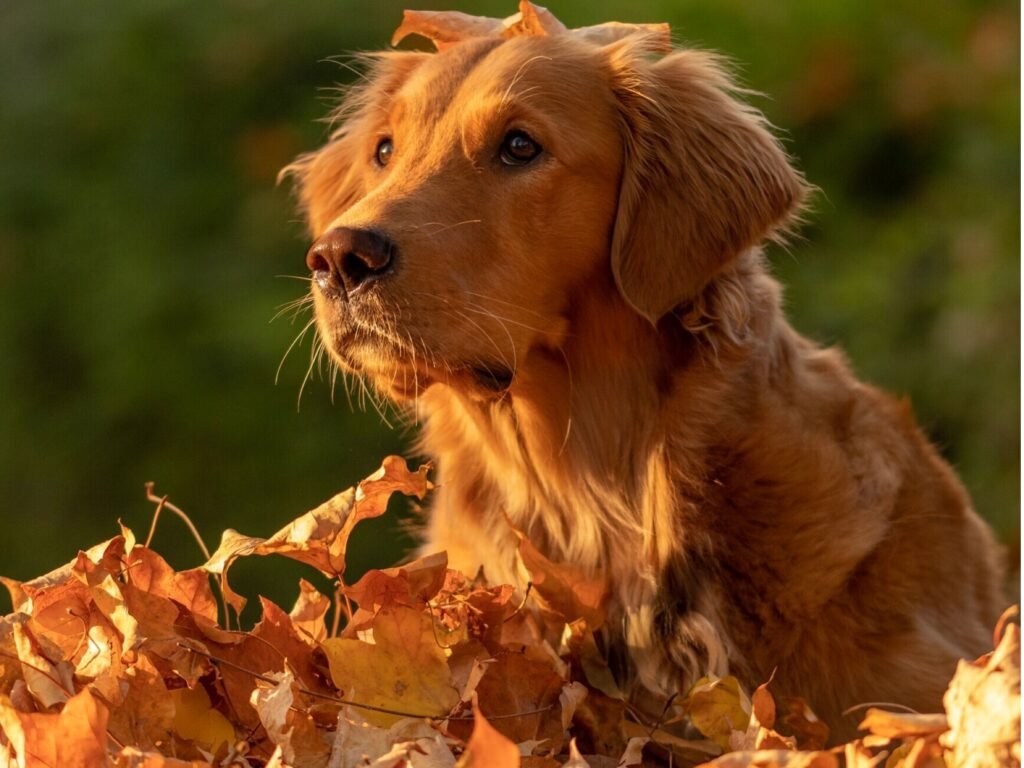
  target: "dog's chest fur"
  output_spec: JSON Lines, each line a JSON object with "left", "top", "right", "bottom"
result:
{"left": 419, "top": 384, "right": 725, "bottom": 695}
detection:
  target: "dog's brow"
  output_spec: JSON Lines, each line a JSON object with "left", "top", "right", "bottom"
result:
{"left": 498, "top": 54, "right": 553, "bottom": 111}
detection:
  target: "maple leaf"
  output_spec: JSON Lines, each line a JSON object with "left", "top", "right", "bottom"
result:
{"left": 123, "top": 546, "right": 219, "bottom": 625}
{"left": 322, "top": 605, "right": 459, "bottom": 727}
{"left": 104, "top": 654, "right": 176, "bottom": 752}
{"left": 345, "top": 552, "right": 450, "bottom": 614}
{"left": 0, "top": 688, "right": 108, "bottom": 768}
{"left": 778, "top": 696, "right": 830, "bottom": 751}
{"left": 458, "top": 647, "right": 566, "bottom": 748}
{"left": 202, "top": 456, "right": 432, "bottom": 615}
{"left": 330, "top": 710, "right": 456, "bottom": 767}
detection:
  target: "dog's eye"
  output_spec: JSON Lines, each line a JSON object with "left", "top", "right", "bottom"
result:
{"left": 375, "top": 137, "right": 394, "bottom": 167}
{"left": 500, "top": 130, "right": 541, "bottom": 166}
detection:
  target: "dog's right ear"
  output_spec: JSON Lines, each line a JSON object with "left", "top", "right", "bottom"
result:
{"left": 280, "top": 51, "right": 428, "bottom": 237}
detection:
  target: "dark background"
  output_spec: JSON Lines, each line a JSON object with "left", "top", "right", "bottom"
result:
{"left": 0, "top": 0, "right": 1018, "bottom": 618}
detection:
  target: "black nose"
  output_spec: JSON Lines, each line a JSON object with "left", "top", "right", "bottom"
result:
{"left": 305, "top": 227, "right": 397, "bottom": 297}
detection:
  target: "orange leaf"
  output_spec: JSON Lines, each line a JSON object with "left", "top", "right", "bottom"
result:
{"left": 857, "top": 708, "right": 948, "bottom": 740}
{"left": 289, "top": 579, "right": 330, "bottom": 644}
{"left": 250, "top": 670, "right": 331, "bottom": 767}
{"left": 941, "top": 619, "right": 1020, "bottom": 767}
{"left": 514, "top": 532, "right": 608, "bottom": 628}
{"left": 344, "top": 552, "right": 449, "bottom": 613}
{"left": 123, "top": 547, "right": 218, "bottom": 624}
{"left": 780, "top": 696, "right": 831, "bottom": 751}
{"left": 201, "top": 457, "right": 432, "bottom": 607}
{"left": 0, "top": 688, "right": 109, "bottom": 768}
{"left": 458, "top": 697, "right": 521, "bottom": 768}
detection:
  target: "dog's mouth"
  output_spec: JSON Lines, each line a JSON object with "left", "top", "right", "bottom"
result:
{"left": 324, "top": 322, "right": 515, "bottom": 402}
{"left": 311, "top": 286, "right": 517, "bottom": 401}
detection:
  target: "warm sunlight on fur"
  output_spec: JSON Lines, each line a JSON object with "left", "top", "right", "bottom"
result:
{"left": 283, "top": 2, "right": 1005, "bottom": 741}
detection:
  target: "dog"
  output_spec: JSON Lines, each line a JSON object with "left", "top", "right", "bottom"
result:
{"left": 284, "top": 2, "right": 1005, "bottom": 738}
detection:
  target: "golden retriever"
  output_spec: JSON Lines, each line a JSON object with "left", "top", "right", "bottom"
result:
{"left": 284, "top": 2, "right": 1005, "bottom": 738}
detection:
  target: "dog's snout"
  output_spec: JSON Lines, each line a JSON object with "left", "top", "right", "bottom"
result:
{"left": 305, "top": 227, "right": 397, "bottom": 297}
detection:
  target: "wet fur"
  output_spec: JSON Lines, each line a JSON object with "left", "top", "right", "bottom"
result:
{"left": 285, "top": 30, "right": 1005, "bottom": 739}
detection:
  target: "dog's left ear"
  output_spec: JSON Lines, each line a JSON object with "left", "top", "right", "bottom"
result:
{"left": 605, "top": 41, "right": 808, "bottom": 323}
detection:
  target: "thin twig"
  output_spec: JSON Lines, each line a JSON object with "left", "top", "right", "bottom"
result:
{"left": 646, "top": 692, "right": 679, "bottom": 741}
{"left": 144, "top": 483, "right": 231, "bottom": 631}
{"left": 144, "top": 483, "right": 212, "bottom": 560}
{"left": 331, "top": 584, "right": 352, "bottom": 638}
{"left": 503, "top": 582, "right": 533, "bottom": 623}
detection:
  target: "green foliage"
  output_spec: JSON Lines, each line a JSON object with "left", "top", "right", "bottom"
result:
{"left": 0, "top": 0, "right": 1017, "bottom": 613}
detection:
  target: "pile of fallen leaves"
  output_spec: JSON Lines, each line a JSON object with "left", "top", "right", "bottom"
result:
{"left": 1, "top": 457, "right": 1019, "bottom": 767}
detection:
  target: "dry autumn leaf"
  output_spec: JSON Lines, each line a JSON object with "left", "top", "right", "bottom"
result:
{"left": 687, "top": 674, "right": 753, "bottom": 750}
{"left": 0, "top": 688, "right": 108, "bottom": 768}
{"left": 391, "top": 0, "right": 669, "bottom": 53}
{"left": 169, "top": 684, "right": 235, "bottom": 753}
{"left": 857, "top": 708, "right": 948, "bottom": 740}
{"left": 202, "top": 456, "right": 432, "bottom": 615}
{"left": 940, "top": 617, "right": 1021, "bottom": 768}
{"left": 514, "top": 531, "right": 609, "bottom": 628}
{"left": 321, "top": 605, "right": 460, "bottom": 727}
{"left": 0, "top": 450, "right": 1018, "bottom": 768}
{"left": 457, "top": 698, "right": 521, "bottom": 768}
{"left": 251, "top": 670, "right": 332, "bottom": 768}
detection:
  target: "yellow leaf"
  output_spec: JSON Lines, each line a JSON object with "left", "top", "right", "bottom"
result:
{"left": 321, "top": 606, "right": 459, "bottom": 727}
{"left": 170, "top": 685, "right": 234, "bottom": 752}
{"left": 687, "top": 675, "right": 752, "bottom": 751}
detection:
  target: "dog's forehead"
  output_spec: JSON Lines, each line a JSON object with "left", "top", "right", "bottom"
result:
{"left": 395, "top": 35, "right": 603, "bottom": 119}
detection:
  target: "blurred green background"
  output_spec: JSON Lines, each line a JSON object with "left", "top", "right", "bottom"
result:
{"left": 0, "top": 0, "right": 1018, "bottom": 617}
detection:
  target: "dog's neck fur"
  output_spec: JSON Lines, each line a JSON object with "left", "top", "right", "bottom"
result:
{"left": 420, "top": 250, "right": 774, "bottom": 563}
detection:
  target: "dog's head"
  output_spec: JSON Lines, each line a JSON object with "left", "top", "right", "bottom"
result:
{"left": 284, "top": 3, "right": 806, "bottom": 402}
